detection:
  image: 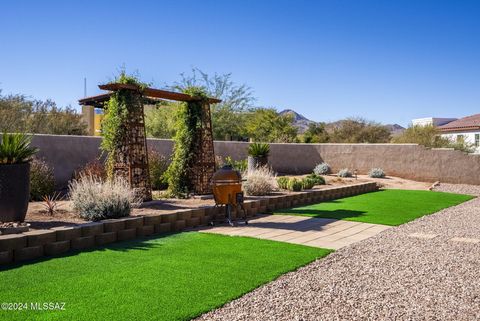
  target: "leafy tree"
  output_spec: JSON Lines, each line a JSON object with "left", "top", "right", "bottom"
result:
{"left": 0, "top": 90, "right": 87, "bottom": 135}
{"left": 27, "top": 100, "right": 87, "bottom": 135}
{"left": 329, "top": 118, "right": 391, "bottom": 143}
{"left": 170, "top": 68, "right": 254, "bottom": 140}
{"left": 392, "top": 124, "right": 474, "bottom": 152}
{"left": 245, "top": 108, "right": 298, "bottom": 143}
{"left": 0, "top": 92, "right": 31, "bottom": 132}
{"left": 302, "top": 122, "right": 330, "bottom": 143}
{"left": 145, "top": 101, "right": 178, "bottom": 139}
{"left": 391, "top": 124, "right": 442, "bottom": 147}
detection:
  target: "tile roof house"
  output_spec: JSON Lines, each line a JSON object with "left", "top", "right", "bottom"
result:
{"left": 437, "top": 113, "right": 480, "bottom": 132}
{"left": 438, "top": 114, "right": 480, "bottom": 153}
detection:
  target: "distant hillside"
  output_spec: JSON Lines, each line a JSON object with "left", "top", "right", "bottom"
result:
{"left": 279, "top": 109, "right": 405, "bottom": 136}
{"left": 279, "top": 109, "right": 315, "bottom": 133}
{"left": 384, "top": 124, "right": 405, "bottom": 136}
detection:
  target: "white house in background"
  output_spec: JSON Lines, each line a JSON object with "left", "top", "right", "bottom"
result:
{"left": 411, "top": 115, "right": 480, "bottom": 153}
{"left": 437, "top": 114, "right": 480, "bottom": 153}
{"left": 411, "top": 117, "right": 458, "bottom": 127}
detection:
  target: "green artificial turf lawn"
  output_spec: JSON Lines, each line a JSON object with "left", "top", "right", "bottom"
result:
{"left": 0, "top": 232, "right": 330, "bottom": 321}
{"left": 276, "top": 189, "right": 474, "bottom": 226}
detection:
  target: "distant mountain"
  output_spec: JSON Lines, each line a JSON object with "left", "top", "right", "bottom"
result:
{"left": 279, "top": 109, "right": 315, "bottom": 133}
{"left": 384, "top": 124, "right": 405, "bottom": 136}
{"left": 279, "top": 109, "right": 405, "bottom": 136}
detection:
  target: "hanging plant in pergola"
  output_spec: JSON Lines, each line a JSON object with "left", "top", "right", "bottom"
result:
{"left": 78, "top": 76, "right": 221, "bottom": 201}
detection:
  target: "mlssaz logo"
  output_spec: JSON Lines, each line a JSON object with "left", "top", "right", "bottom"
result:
{"left": 30, "top": 302, "right": 66, "bottom": 311}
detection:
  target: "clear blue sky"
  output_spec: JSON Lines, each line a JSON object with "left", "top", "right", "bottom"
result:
{"left": 1, "top": 0, "right": 479, "bottom": 126}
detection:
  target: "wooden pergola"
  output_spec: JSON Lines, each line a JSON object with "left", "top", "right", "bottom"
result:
{"left": 79, "top": 84, "right": 220, "bottom": 201}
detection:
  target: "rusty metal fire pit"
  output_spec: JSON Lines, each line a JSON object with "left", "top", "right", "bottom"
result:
{"left": 211, "top": 165, "right": 247, "bottom": 226}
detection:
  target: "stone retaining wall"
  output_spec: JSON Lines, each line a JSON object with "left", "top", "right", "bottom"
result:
{"left": 0, "top": 182, "right": 378, "bottom": 265}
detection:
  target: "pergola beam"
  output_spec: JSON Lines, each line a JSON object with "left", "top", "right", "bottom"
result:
{"left": 79, "top": 84, "right": 221, "bottom": 108}
{"left": 99, "top": 83, "right": 221, "bottom": 103}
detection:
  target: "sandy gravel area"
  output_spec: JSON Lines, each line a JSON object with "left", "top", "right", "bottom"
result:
{"left": 197, "top": 184, "right": 480, "bottom": 321}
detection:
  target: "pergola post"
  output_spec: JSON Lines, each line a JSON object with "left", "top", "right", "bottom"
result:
{"left": 188, "top": 101, "right": 216, "bottom": 194}
{"left": 110, "top": 88, "right": 152, "bottom": 201}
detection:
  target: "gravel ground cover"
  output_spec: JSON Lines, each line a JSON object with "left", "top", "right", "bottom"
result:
{"left": 198, "top": 184, "right": 480, "bottom": 321}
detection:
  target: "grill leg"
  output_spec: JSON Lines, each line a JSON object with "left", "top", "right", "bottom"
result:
{"left": 238, "top": 203, "right": 248, "bottom": 225}
{"left": 226, "top": 204, "right": 234, "bottom": 226}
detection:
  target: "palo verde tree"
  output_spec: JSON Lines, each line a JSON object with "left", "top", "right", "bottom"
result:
{"left": 171, "top": 68, "right": 255, "bottom": 140}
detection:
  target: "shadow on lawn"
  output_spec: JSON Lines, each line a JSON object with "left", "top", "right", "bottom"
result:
{"left": 204, "top": 209, "right": 366, "bottom": 233}
{"left": 279, "top": 209, "right": 367, "bottom": 220}
{"left": 0, "top": 232, "right": 182, "bottom": 272}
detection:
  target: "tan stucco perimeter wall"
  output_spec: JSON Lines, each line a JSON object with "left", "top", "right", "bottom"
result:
{"left": 30, "top": 134, "right": 480, "bottom": 187}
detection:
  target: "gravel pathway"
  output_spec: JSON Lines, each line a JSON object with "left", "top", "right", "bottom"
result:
{"left": 197, "top": 184, "right": 480, "bottom": 321}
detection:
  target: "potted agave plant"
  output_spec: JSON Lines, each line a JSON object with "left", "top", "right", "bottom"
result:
{"left": 0, "top": 133, "right": 38, "bottom": 223}
{"left": 247, "top": 142, "right": 270, "bottom": 172}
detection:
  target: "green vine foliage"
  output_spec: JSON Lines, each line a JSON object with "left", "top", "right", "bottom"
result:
{"left": 100, "top": 72, "right": 148, "bottom": 178}
{"left": 165, "top": 86, "right": 209, "bottom": 198}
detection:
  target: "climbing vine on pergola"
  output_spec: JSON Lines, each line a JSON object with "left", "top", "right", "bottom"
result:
{"left": 78, "top": 77, "right": 221, "bottom": 201}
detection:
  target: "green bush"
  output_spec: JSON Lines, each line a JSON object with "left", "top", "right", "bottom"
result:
{"left": 149, "top": 151, "right": 169, "bottom": 190}
{"left": 301, "top": 177, "right": 316, "bottom": 190}
{"left": 248, "top": 142, "right": 270, "bottom": 158}
{"left": 306, "top": 173, "right": 325, "bottom": 185}
{"left": 276, "top": 177, "right": 289, "bottom": 190}
{"left": 287, "top": 178, "right": 302, "bottom": 192}
{"left": 30, "top": 158, "right": 55, "bottom": 201}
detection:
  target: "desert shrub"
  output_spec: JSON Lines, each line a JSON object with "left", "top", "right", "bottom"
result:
{"left": 313, "top": 162, "right": 330, "bottom": 175}
{"left": 369, "top": 168, "right": 386, "bottom": 178}
{"left": 338, "top": 168, "right": 352, "bottom": 178}
{"left": 306, "top": 173, "right": 325, "bottom": 185}
{"left": 74, "top": 160, "right": 107, "bottom": 181}
{"left": 30, "top": 158, "right": 55, "bottom": 201}
{"left": 243, "top": 166, "right": 276, "bottom": 196}
{"left": 301, "top": 177, "right": 316, "bottom": 190}
{"left": 276, "top": 177, "right": 289, "bottom": 190}
{"left": 149, "top": 151, "right": 169, "bottom": 190}
{"left": 287, "top": 178, "right": 303, "bottom": 192}
{"left": 69, "top": 175, "right": 140, "bottom": 221}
